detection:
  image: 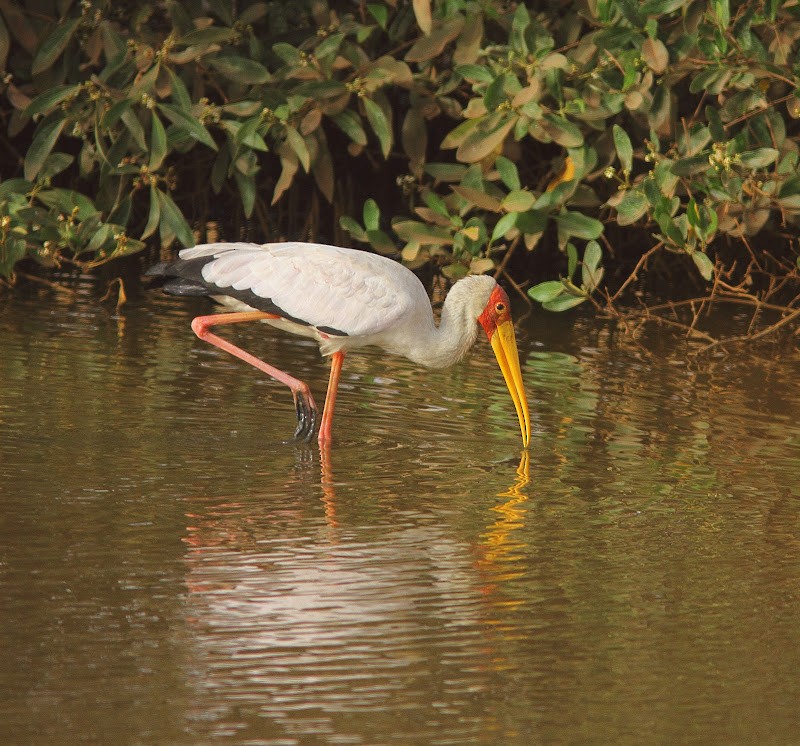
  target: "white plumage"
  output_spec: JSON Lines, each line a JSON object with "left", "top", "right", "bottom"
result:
{"left": 150, "top": 241, "right": 530, "bottom": 448}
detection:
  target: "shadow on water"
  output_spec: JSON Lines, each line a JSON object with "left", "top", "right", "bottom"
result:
{"left": 1, "top": 288, "right": 799, "bottom": 743}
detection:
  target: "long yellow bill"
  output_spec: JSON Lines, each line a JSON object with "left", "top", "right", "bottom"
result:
{"left": 490, "top": 319, "right": 531, "bottom": 448}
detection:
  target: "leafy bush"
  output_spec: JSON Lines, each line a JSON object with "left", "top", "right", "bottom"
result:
{"left": 1, "top": 0, "right": 798, "bottom": 340}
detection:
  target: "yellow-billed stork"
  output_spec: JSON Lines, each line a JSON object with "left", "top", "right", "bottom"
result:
{"left": 148, "top": 242, "right": 531, "bottom": 448}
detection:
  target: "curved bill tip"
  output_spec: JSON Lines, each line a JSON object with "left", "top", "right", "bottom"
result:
{"left": 490, "top": 319, "right": 531, "bottom": 448}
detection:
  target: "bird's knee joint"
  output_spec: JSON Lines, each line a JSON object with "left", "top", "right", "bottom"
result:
{"left": 191, "top": 316, "right": 208, "bottom": 338}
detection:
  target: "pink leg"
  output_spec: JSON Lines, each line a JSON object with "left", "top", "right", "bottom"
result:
{"left": 191, "top": 312, "right": 318, "bottom": 440}
{"left": 318, "top": 351, "right": 345, "bottom": 448}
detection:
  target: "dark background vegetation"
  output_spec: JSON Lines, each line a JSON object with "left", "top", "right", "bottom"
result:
{"left": 0, "top": 0, "right": 798, "bottom": 347}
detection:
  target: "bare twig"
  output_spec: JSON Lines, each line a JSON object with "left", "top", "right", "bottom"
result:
{"left": 693, "top": 307, "right": 800, "bottom": 354}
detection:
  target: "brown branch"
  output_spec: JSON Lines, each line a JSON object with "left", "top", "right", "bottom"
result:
{"left": 608, "top": 241, "right": 663, "bottom": 304}
{"left": 693, "top": 307, "right": 800, "bottom": 354}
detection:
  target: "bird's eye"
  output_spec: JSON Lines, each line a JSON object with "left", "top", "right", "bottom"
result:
{"left": 495, "top": 302, "right": 506, "bottom": 313}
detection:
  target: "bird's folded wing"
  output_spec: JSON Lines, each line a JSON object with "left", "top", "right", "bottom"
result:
{"left": 183, "top": 242, "right": 422, "bottom": 338}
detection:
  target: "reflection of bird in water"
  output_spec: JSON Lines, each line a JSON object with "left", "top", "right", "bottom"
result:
{"left": 148, "top": 242, "right": 530, "bottom": 449}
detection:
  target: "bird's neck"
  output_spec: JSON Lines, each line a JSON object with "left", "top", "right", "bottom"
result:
{"left": 405, "top": 292, "right": 482, "bottom": 369}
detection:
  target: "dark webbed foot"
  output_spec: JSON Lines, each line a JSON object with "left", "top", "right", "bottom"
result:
{"left": 293, "top": 390, "right": 318, "bottom": 441}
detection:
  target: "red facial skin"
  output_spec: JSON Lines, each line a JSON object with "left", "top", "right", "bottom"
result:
{"left": 477, "top": 285, "right": 513, "bottom": 341}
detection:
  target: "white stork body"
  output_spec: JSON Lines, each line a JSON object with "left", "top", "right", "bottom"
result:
{"left": 149, "top": 242, "right": 530, "bottom": 448}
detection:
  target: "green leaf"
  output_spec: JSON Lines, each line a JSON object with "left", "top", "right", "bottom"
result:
{"left": 158, "top": 103, "right": 218, "bottom": 150}
{"left": 528, "top": 280, "right": 564, "bottom": 303}
{"left": 583, "top": 240, "right": 602, "bottom": 272}
{"left": 0, "top": 178, "right": 32, "bottom": 199}
{"left": 484, "top": 73, "right": 510, "bottom": 112}
{"left": 178, "top": 27, "right": 237, "bottom": 47}
{"left": 455, "top": 64, "right": 494, "bottom": 84}
{"left": 567, "top": 242, "right": 578, "bottom": 279}
{"left": 166, "top": 68, "right": 192, "bottom": 110}
{"left": 451, "top": 185, "right": 502, "bottom": 212}
{"left": 692, "top": 251, "right": 714, "bottom": 281}
{"left": 24, "top": 84, "right": 79, "bottom": 119}
{"left": 315, "top": 32, "right": 345, "bottom": 60}
{"left": 340, "top": 215, "right": 368, "bottom": 242}
{"left": 363, "top": 97, "right": 392, "bottom": 158}
{"left": 285, "top": 127, "right": 310, "bottom": 172}
{"left": 555, "top": 210, "right": 603, "bottom": 240}
{"left": 582, "top": 241, "right": 603, "bottom": 290}
{"left": 367, "top": 3, "right": 388, "bottom": 28}
{"left": 0, "top": 236, "right": 27, "bottom": 278}
{"left": 495, "top": 156, "right": 520, "bottom": 191}
{"left": 541, "top": 114, "right": 584, "bottom": 148}
{"left": 423, "top": 191, "right": 450, "bottom": 218}
{"left": 366, "top": 228, "right": 396, "bottom": 255}
{"left": 425, "top": 163, "right": 467, "bottom": 182}
{"left": 456, "top": 115, "right": 516, "bottom": 163}
{"left": 141, "top": 184, "right": 161, "bottom": 240}
{"left": 615, "top": 189, "right": 649, "bottom": 226}
{"left": 738, "top": 148, "right": 779, "bottom": 169}
{"left": 36, "top": 188, "right": 97, "bottom": 218}
{"left": 234, "top": 171, "right": 256, "bottom": 217}
{"left": 543, "top": 295, "right": 586, "bottom": 312}
{"left": 149, "top": 114, "right": 167, "bottom": 170}
{"left": 31, "top": 17, "right": 80, "bottom": 75}
{"left": 502, "top": 190, "right": 535, "bottom": 212}
{"left": 671, "top": 155, "right": 711, "bottom": 176}
{"left": 612, "top": 124, "right": 633, "bottom": 174}
{"left": 363, "top": 198, "right": 380, "bottom": 231}
{"left": 121, "top": 109, "right": 147, "bottom": 151}
{"left": 24, "top": 116, "right": 67, "bottom": 181}
{"left": 491, "top": 212, "right": 517, "bottom": 243}
{"left": 714, "top": 0, "right": 730, "bottom": 27}
{"left": 332, "top": 110, "right": 368, "bottom": 146}
{"left": 38, "top": 152, "right": 73, "bottom": 181}
{"left": 156, "top": 189, "right": 194, "bottom": 248}
{"left": 208, "top": 54, "right": 272, "bottom": 84}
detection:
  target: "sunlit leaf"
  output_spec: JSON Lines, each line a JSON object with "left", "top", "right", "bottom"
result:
{"left": 495, "top": 156, "right": 520, "bottom": 191}
{"left": 456, "top": 115, "right": 516, "bottom": 163}
{"left": 340, "top": 215, "right": 368, "bottom": 242}
{"left": 692, "top": 251, "right": 714, "bottom": 281}
{"left": 412, "top": 0, "right": 432, "bottom": 34}
{"left": 528, "top": 280, "right": 564, "bottom": 303}
{"left": 502, "top": 190, "right": 535, "bottom": 212}
{"left": 450, "top": 185, "right": 502, "bottom": 212}
{"left": 641, "top": 37, "right": 669, "bottom": 73}
{"left": 491, "top": 212, "right": 517, "bottom": 243}
{"left": 405, "top": 19, "right": 464, "bottom": 63}
{"left": 543, "top": 295, "right": 586, "bottom": 312}
{"left": 285, "top": 127, "right": 310, "bottom": 172}
{"left": 363, "top": 198, "right": 380, "bottom": 230}
{"left": 738, "top": 148, "right": 779, "bottom": 169}
{"left": 541, "top": 114, "right": 584, "bottom": 148}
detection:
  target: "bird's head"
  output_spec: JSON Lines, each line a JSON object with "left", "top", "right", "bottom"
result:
{"left": 477, "top": 283, "right": 531, "bottom": 449}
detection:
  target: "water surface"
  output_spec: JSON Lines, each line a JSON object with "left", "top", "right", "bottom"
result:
{"left": 1, "top": 286, "right": 799, "bottom": 743}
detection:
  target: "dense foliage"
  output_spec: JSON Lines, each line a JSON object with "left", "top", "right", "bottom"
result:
{"left": 1, "top": 0, "right": 798, "bottom": 341}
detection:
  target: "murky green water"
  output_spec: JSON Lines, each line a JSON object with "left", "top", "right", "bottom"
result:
{"left": 1, "top": 285, "right": 799, "bottom": 744}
